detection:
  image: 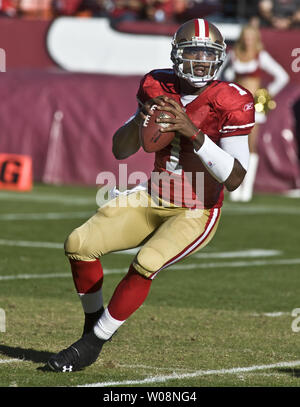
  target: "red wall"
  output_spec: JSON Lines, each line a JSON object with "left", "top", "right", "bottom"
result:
{"left": 0, "top": 18, "right": 55, "bottom": 70}
{"left": 0, "top": 70, "right": 153, "bottom": 185}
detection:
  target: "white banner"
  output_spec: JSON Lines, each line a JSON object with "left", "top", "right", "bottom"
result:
{"left": 46, "top": 17, "right": 241, "bottom": 75}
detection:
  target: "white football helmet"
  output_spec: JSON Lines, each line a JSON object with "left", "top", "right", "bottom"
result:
{"left": 171, "top": 18, "right": 226, "bottom": 87}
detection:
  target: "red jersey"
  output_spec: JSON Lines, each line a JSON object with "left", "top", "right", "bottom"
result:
{"left": 137, "top": 69, "right": 255, "bottom": 209}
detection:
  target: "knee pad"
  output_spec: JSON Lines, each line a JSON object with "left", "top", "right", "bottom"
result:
{"left": 64, "top": 229, "right": 82, "bottom": 257}
{"left": 64, "top": 228, "right": 96, "bottom": 261}
{"left": 133, "top": 247, "right": 165, "bottom": 279}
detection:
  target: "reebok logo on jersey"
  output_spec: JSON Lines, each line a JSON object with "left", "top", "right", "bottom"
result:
{"left": 243, "top": 102, "right": 254, "bottom": 111}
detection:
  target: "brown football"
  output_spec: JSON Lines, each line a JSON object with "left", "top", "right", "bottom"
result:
{"left": 139, "top": 103, "right": 176, "bottom": 153}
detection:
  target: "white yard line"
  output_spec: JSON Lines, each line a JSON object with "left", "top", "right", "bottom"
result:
{"left": 0, "top": 189, "right": 300, "bottom": 214}
{"left": 0, "top": 240, "right": 297, "bottom": 279}
{"left": 79, "top": 360, "right": 300, "bottom": 387}
{"left": 0, "top": 269, "right": 128, "bottom": 281}
{"left": 194, "top": 249, "right": 281, "bottom": 259}
{"left": 2, "top": 356, "right": 298, "bottom": 386}
{"left": 0, "top": 240, "right": 282, "bottom": 260}
{"left": 0, "top": 272, "right": 70, "bottom": 281}
{"left": 0, "top": 191, "right": 94, "bottom": 206}
{"left": 251, "top": 312, "right": 290, "bottom": 317}
{"left": 1, "top": 207, "right": 298, "bottom": 219}
{"left": 171, "top": 258, "right": 300, "bottom": 270}
{"left": 120, "top": 249, "right": 283, "bottom": 258}
{"left": 0, "top": 240, "right": 283, "bottom": 260}
{"left": 0, "top": 212, "right": 93, "bottom": 221}
{"left": 0, "top": 239, "right": 137, "bottom": 256}
{"left": 222, "top": 204, "right": 300, "bottom": 215}
{"left": 116, "top": 363, "right": 194, "bottom": 372}
{"left": 0, "top": 259, "right": 299, "bottom": 281}
{"left": 0, "top": 239, "right": 137, "bottom": 253}
{"left": 0, "top": 239, "right": 63, "bottom": 249}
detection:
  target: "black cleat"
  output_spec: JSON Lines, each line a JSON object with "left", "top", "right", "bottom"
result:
{"left": 47, "top": 331, "right": 106, "bottom": 372}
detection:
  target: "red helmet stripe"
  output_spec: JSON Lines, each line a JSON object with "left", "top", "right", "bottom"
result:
{"left": 204, "top": 19, "right": 209, "bottom": 37}
{"left": 195, "top": 19, "right": 209, "bottom": 39}
{"left": 194, "top": 19, "right": 200, "bottom": 37}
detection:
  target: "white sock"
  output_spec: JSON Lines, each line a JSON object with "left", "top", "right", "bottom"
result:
{"left": 93, "top": 308, "right": 125, "bottom": 340}
{"left": 241, "top": 153, "right": 259, "bottom": 202}
{"left": 78, "top": 289, "right": 103, "bottom": 314}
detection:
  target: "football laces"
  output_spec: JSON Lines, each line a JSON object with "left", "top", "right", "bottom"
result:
{"left": 142, "top": 104, "right": 158, "bottom": 127}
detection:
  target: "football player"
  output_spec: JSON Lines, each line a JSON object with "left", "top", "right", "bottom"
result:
{"left": 47, "top": 18, "right": 254, "bottom": 372}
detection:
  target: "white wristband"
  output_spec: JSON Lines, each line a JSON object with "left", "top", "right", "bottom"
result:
{"left": 194, "top": 134, "right": 235, "bottom": 183}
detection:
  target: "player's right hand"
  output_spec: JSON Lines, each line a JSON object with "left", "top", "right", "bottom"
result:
{"left": 138, "top": 96, "right": 169, "bottom": 120}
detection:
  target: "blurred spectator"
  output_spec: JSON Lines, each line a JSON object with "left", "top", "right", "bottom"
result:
{"left": 2, "top": 0, "right": 299, "bottom": 28}
{"left": 254, "top": 0, "right": 300, "bottom": 29}
{"left": 169, "top": 0, "right": 190, "bottom": 23}
{"left": 173, "top": 0, "right": 189, "bottom": 17}
{"left": 142, "top": 0, "right": 174, "bottom": 23}
{"left": 18, "top": 0, "right": 53, "bottom": 18}
{"left": 222, "top": 24, "right": 289, "bottom": 201}
{"left": 221, "top": 0, "right": 258, "bottom": 22}
{"left": 110, "top": 0, "right": 143, "bottom": 22}
{"left": 271, "top": 0, "right": 293, "bottom": 30}
{"left": 52, "top": 0, "right": 84, "bottom": 16}
{"left": 273, "top": 0, "right": 297, "bottom": 14}
{"left": 291, "top": 6, "right": 300, "bottom": 27}
{"left": 0, "top": 0, "right": 17, "bottom": 17}
{"left": 141, "top": 0, "right": 189, "bottom": 23}
{"left": 254, "top": 0, "right": 273, "bottom": 26}
{"left": 89, "top": 0, "right": 115, "bottom": 17}
{"left": 180, "top": 0, "right": 223, "bottom": 23}
{"left": 18, "top": 0, "right": 141, "bottom": 19}
{"left": 53, "top": 0, "right": 144, "bottom": 21}
{"left": 52, "top": 0, "right": 115, "bottom": 17}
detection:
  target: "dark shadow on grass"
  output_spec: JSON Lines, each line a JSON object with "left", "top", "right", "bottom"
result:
{"left": 276, "top": 368, "right": 300, "bottom": 378}
{"left": 0, "top": 344, "right": 54, "bottom": 368}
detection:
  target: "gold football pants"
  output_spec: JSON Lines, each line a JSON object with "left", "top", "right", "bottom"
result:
{"left": 64, "top": 190, "right": 221, "bottom": 279}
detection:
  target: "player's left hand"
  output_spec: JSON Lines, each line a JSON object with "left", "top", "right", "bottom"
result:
{"left": 155, "top": 96, "right": 199, "bottom": 139}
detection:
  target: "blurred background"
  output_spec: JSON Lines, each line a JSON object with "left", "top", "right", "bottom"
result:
{"left": 0, "top": 0, "right": 300, "bottom": 199}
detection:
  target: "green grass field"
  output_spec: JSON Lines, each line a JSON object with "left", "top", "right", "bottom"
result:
{"left": 0, "top": 184, "right": 300, "bottom": 388}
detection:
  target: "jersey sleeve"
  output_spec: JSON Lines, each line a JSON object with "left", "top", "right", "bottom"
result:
{"left": 217, "top": 83, "right": 255, "bottom": 137}
{"left": 136, "top": 69, "right": 176, "bottom": 105}
{"left": 136, "top": 71, "right": 162, "bottom": 105}
{"left": 136, "top": 74, "right": 150, "bottom": 106}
